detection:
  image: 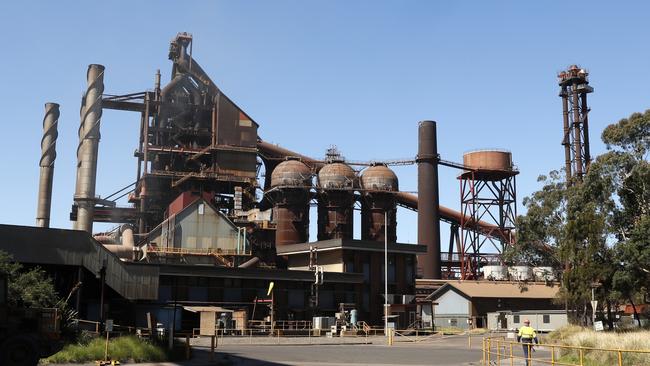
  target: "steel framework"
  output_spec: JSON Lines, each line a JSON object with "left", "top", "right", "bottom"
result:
{"left": 559, "top": 65, "right": 593, "bottom": 182}
{"left": 459, "top": 170, "right": 517, "bottom": 279}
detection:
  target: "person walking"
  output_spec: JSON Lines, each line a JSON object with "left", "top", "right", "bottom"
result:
{"left": 517, "top": 319, "right": 538, "bottom": 366}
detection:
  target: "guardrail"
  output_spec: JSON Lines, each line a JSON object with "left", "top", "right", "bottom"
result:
{"left": 482, "top": 336, "right": 650, "bottom": 366}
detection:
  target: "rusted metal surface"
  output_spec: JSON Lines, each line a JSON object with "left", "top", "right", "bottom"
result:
{"left": 416, "top": 121, "right": 441, "bottom": 279}
{"left": 271, "top": 160, "right": 312, "bottom": 247}
{"left": 558, "top": 65, "right": 593, "bottom": 182}
{"left": 462, "top": 150, "right": 512, "bottom": 171}
{"left": 73, "top": 64, "right": 104, "bottom": 233}
{"left": 270, "top": 159, "right": 312, "bottom": 188}
{"left": 317, "top": 162, "right": 356, "bottom": 240}
{"left": 36, "top": 103, "right": 59, "bottom": 228}
{"left": 360, "top": 164, "right": 397, "bottom": 243}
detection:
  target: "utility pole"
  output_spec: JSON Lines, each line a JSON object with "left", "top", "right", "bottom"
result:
{"left": 384, "top": 211, "right": 389, "bottom": 336}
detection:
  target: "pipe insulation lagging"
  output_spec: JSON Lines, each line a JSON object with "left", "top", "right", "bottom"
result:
{"left": 36, "top": 103, "right": 59, "bottom": 228}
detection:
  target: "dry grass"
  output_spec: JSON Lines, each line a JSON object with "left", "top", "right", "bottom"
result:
{"left": 546, "top": 326, "right": 650, "bottom": 366}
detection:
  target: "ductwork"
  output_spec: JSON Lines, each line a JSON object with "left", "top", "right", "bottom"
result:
{"left": 36, "top": 103, "right": 59, "bottom": 228}
{"left": 238, "top": 257, "right": 260, "bottom": 269}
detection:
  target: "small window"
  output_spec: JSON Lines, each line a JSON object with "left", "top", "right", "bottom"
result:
{"left": 513, "top": 315, "right": 520, "bottom": 323}
{"left": 198, "top": 203, "right": 205, "bottom": 215}
{"left": 543, "top": 314, "right": 550, "bottom": 324}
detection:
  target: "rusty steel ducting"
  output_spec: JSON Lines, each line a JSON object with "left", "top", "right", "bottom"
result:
{"left": 360, "top": 164, "right": 398, "bottom": 243}
{"left": 95, "top": 225, "right": 137, "bottom": 260}
{"left": 73, "top": 64, "right": 104, "bottom": 233}
{"left": 36, "top": 103, "right": 60, "bottom": 228}
{"left": 271, "top": 159, "right": 312, "bottom": 246}
{"left": 417, "top": 121, "right": 441, "bottom": 279}
{"left": 317, "top": 162, "right": 356, "bottom": 240}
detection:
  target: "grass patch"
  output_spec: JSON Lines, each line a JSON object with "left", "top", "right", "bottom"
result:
{"left": 469, "top": 328, "right": 489, "bottom": 335}
{"left": 547, "top": 326, "right": 650, "bottom": 366}
{"left": 43, "top": 335, "right": 167, "bottom": 364}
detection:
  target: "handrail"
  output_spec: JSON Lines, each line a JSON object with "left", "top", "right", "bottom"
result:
{"left": 481, "top": 335, "right": 650, "bottom": 366}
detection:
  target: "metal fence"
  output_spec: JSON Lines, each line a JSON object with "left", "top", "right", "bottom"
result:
{"left": 482, "top": 336, "right": 650, "bottom": 366}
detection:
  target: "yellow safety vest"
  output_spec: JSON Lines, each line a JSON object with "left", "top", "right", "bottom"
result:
{"left": 518, "top": 326, "right": 536, "bottom": 339}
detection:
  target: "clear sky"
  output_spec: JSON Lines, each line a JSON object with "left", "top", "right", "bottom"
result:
{"left": 0, "top": 1, "right": 648, "bottom": 245}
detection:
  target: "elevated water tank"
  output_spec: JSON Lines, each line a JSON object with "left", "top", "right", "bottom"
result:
{"left": 483, "top": 265, "right": 508, "bottom": 281}
{"left": 508, "top": 266, "right": 533, "bottom": 281}
{"left": 463, "top": 150, "right": 513, "bottom": 171}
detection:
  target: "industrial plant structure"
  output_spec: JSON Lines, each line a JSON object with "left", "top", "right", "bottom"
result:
{"left": 0, "top": 33, "right": 574, "bottom": 332}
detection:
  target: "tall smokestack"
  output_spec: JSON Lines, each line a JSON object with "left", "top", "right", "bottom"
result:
{"left": 36, "top": 103, "right": 59, "bottom": 228}
{"left": 73, "top": 64, "right": 104, "bottom": 232}
{"left": 417, "top": 120, "right": 441, "bottom": 279}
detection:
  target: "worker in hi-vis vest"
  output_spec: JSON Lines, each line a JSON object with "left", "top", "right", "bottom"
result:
{"left": 517, "top": 319, "right": 538, "bottom": 366}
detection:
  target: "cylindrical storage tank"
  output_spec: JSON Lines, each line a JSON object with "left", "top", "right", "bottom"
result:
{"left": 317, "top": 162, "right": 356, "bottom": 240}
{"left": 463, "top": 150, "right": 513, "bottom": 171}
{"left": 508, "top": 266, "right": 533, "bottom": 281}
{"left": 271, "top": 159, "right": 312, "bottom": 246}
{"left": 533, "top": 266, "right": 556, "bottom": 282}
{"left": 360, "top": 164, "right": 398, "bottom": 243}
{"left": 483, "top": 265, "right": 508, "bottom": 281}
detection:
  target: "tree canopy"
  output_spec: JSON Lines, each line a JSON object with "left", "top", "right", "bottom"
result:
{"left": 508, "top": 109, "right": 650, "bottom": 326}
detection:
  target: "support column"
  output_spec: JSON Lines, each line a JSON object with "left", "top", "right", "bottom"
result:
{"left": 36, "top": 103, "right": 59, "bottom": 227}
{"left": 74, "top": 64, "right": 104, "bottom": 232}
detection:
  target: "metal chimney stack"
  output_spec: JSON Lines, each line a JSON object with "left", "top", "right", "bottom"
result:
{"left": 36, "top": 103, "right": 59, "bottom": 227}
{"left": 417, "top": 120, "right": 441, "bottom": 279}
{"left": 73, "top": 64, "right": 104, "bottom": 232}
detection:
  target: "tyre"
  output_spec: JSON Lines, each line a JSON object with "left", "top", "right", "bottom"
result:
{"left": 0, "top": 335, "right": 39, "bottom": 366}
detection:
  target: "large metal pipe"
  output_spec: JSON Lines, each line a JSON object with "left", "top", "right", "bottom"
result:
{"left": 73, "top": 64, "right": 104, "bottom": 233}
{"left": 561, "top": 87, "right": 573, "bottom": 180}
{"left": 417, "top": 121, "right": 441, "bottom": 279}
{"left": 36, "top": 103, "right": 59, "bottom": 227}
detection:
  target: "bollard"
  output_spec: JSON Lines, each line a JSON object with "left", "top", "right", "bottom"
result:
{"left": 618, "top": 350, "right": 622, "bottom": 366}
{"left": 486, "top": 338, "right": 490, "bottom": 364}
{"left": 579, "top": 348, "right": 584, "bottom": 366}
{"left": 185, "top": 335, "right": 191, "bottom": 360}
{"left": 468, "top": 334, "right": 471, "bottom": 348}
{"left": 210, "top": 336, "right": 215, "bottom": 361}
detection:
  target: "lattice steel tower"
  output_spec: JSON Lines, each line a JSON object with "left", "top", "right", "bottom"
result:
{"left": 558, "top": 65, "right": 593, "bottom": 182}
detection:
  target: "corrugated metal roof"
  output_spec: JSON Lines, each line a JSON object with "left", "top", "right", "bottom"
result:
{"left": 427, "top": 281, "right": 559, "bottom": 300}
{"left": 183, "top": 306, "right": 233, "bottom": 313}
{"left": 0, "top": 224, "right": 159, "bottom": 300}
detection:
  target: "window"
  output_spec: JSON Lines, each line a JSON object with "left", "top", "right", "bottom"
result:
{"left": 513, "top": 315, "right": 520, "bottom": 323}
{"left": 543, "top": 314, "right": 550, "bottom": 324}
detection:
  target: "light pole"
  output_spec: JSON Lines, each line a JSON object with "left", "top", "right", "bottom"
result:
{"left": 384, "top": 210, "right": 389, "bottom": 336}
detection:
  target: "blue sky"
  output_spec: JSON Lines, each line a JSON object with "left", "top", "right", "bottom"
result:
{"left": 0, "top": 1, "right": 648, "bottom": 245}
